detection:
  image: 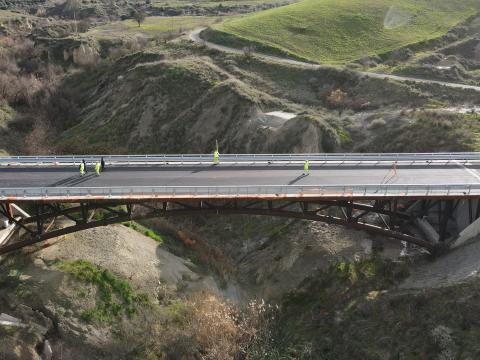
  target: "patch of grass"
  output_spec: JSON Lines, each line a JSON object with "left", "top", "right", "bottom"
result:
{"left": 124, "top": 16, "right": 222, "bottom": 32}
{"left": 123, "top": 221, "right": 164, "bottom": 243}
{"left": 213, "top": 0, "right": 479, "bottom": 64}
{"left": 465, "top": 112, "right": 480, "bottom": 151}
{"left": 0, "top": 101, "right": 15, "bottom": 130}
{"left": 0, "top": 268, "right": 22, "bottom": 290}
{"left": 425, "top": 98, "right": 449, "bottom": 109}
{"left": 55, "top": 260, "right": 150, "bottom": 322}
{"left": 466, "top": 68, "right": 480, "bottom": 76}
{"left": 202, "top": 27, "right": 311, "bottom": 62}
{"left": 268, "top": 220, "right": 297, "bottom": 237}
{"left": 87, "top": 16, "right": 225, "bottom": 40}
{"left": 165, "top": 300, "right": 192, "bottom": 326}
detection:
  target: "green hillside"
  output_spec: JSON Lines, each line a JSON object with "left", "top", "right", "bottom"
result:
{"left": 212, "top": 0, "right": 479, "bottom": 64}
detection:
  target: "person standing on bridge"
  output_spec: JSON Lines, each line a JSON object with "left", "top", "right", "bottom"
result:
{"left": 101, "top": 157, "right": 105, "bottom": 172}
{"left": 95, "top": 161, "right": 101, "bottom": 176}
{"left": 82, "top": 159, "right": 88, "bottom": 174}
{"left": 79, "top": 161, "right": 85, "bottom": 177}
{"left": 303, "top": 159, "right": 309, "bottom": 175}
{"left": 213, "top": 149, "right": 220, "bottom": 165}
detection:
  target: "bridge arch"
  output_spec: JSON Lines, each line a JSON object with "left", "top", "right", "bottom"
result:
{"left": 0, "top": 199, "right": 437, "bottom": 255}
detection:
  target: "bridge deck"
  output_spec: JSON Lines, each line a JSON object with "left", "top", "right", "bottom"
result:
{"left": 1, "top": 162, "right": 480, "bottom": 201}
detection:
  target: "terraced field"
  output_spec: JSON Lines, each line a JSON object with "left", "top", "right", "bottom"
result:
{"left": 210, "top": 0, "right": 480, "bottom": 64}
{"left": 151, "top": 0, "right": 290, "bottom": 9}
{"left": 86, "top": 16, "right": 223, "bottom": 40}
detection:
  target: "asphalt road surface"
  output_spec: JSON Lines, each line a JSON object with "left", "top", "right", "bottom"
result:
{"left": 0, "top": 163, "right": 479, "bottom": 188}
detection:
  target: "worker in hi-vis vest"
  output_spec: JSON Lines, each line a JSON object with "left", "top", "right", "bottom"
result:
{"left": 95, "top": 161, "right": 101, "bottom": 176}
{"left": 79, "top": 161, "right": 85, "bottom": 176}
{"left": 214, "top": 149, "right": 220, "bottom": 165}
{"left": 303, "top": 159, "right": 309, "bottom": 175}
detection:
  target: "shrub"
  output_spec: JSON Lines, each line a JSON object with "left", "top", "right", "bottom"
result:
{"left": 0, "top": 49, "right": 19, "bottom": 74}
{"left": 189, "top": 293, "right": 278, "bottom": 359}
{"left": 243, "top": 45, "right": 255, "bottom": 59}
{"left": 326, "top": 88, "right": 348, "bottom": 114}
{"left": 73, "top": 44, "right": 100, "bottom": 68}
{"left": 132, "top": 10, "right": 147, "bottom": 27}
{"left": 77, "top": 19, "right": 91, "bottom": 33}
{"left": 367, "top": 118, "right": 386, "bottom": 130}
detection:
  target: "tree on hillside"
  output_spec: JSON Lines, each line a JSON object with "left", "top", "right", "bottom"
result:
{"left": 64, "top": 0, "right": 80, "bottom": 33}
{"left": 132, "top": 10, "right": 147, "bottom": 27}
{"left": 64, "top": 0, "right": 80, "bottom": 18}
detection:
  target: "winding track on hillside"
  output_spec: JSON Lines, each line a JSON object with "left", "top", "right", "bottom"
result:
{"left": 189, "top": 28, "right": 480, "bottom": 93}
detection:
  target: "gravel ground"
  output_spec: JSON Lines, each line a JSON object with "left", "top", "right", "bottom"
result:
{"left": 401, "top": 237, "right": 480, "bottom": 289}
{"left": 39, "top": 224, "right": 208, "bottom": 297}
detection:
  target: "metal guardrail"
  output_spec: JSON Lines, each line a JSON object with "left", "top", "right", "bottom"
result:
{"left": 1, "top": 152, "right": 480, "bottom": 165}
{"left": 0, "top": 184, "right": 479, "bottom": 200}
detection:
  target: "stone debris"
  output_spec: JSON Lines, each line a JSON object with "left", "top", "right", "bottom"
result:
{"left": 42, "top": 340, "right": 53, "bottom": 360}
{"left": 0, "top": 313, "right": 27, "bottom": 328}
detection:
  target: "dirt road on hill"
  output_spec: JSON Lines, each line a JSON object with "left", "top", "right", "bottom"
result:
{"left": 190, "top": 28, "right": 480, "bottom": 93}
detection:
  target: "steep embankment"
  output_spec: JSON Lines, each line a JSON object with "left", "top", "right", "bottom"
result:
{"left": 209, "top": 0, "right": 480, "bottom": 64}
{"left": 269, "top": 256, "right": 480, "bottom": 359}
{"left": 0, "top": 224, "right": 228, "bottom": 359}
{"left": 54, "top": 45, "right": 480, "bottom": 154}
{"left": 56, "top": 50, "right": 349, "bottom": 154}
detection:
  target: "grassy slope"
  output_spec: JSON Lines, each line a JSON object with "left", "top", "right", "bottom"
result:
{"left": 213, "top": 0, "right": 479, "bottom": 64}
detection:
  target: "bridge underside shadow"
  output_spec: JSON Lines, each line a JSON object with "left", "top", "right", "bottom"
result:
{"left": 1, "top": 198, "right": 477, "bottom": 255}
